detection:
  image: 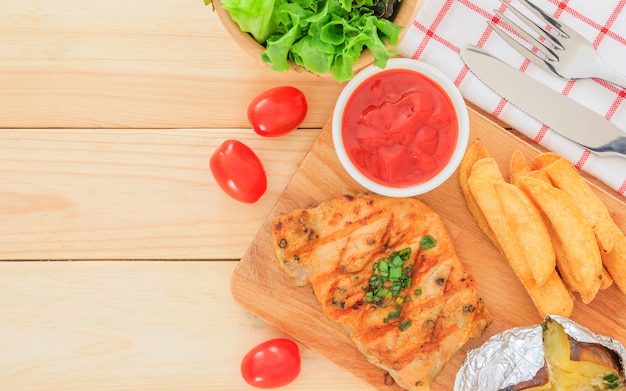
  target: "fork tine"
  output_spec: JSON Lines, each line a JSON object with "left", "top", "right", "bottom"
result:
{"left": 494, "top": 9, "right": 559, "bottom": 61}
{"left": 487, "top": 20, "right": 560, "bottom": 76}
{"left": 515, "top": 0, "right": 575, "bottom": 39}
{"left": 498, "top": 0, "right": 564, "bottom": 50}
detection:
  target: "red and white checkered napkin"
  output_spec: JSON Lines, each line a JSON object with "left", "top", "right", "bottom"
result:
{"left": 398, "top": 0, "right": 626, "bottom": 197}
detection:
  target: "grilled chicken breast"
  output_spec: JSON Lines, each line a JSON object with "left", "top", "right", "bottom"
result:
{"left": 271, "top": 193, "right": 492, "bottom": 391}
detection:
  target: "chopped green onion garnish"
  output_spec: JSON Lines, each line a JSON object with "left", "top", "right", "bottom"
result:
{"left": 414, "top": 289, "right": 422, "bottom": 296}
{"left": 387, "top": 304, "right": 402, "bottom": 320}
{"left": 379, "top": 260, "right": 389, "bottom": 277}
{"left": 387, "top": 311, "right": 400, "bottom": 320}
{"left": 421, "top": 235, "right": 437, "bottom": 250}
{"left": 398, "top": 319, "right": 412, "bottom": 331}
{"left": 390, "top": 254, "right": 403, "bottom": 267}
{"left": 389, "top": 267, "right": 402, "bottom": 279}
{"left": 604, "top": 372, "right": 620, "bottom": 388}
{"left": 376, "top": 287, "right": 391, "bottom": 298}
{"left": 399, "top": 247, "right": 411, "bottom": 260}
{"left": 364, "top": 247, "right": 415, "bottom": 323}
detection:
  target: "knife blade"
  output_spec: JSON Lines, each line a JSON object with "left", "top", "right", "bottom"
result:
{"left": 460, "top": 44, "right": 626, "bottom": 158}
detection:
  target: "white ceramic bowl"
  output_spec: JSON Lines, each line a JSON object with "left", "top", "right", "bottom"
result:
{"left": 332, "top": 58, "right": 469, "bottom": 197}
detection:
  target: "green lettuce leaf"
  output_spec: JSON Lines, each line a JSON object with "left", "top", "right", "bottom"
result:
{"left": 221, "top": 0, "right": 277, "bottom": 42}
{"left": 222, "top": 0, "right": 403, "bottom": 81}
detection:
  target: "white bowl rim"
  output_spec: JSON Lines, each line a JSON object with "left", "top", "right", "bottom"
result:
{"left": 332, "top": 58, "right": 470, "bottom": 197}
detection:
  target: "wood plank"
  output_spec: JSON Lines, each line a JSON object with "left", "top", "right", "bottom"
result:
{"left": 231, "top": 106, "right": 626, "bottom": 390}
{"left": 0, "top": 260, "right": 368, "bottom": 390}
{"left": 0, "top": 1, "right": 345, "bottom": 129}
{"left": 0, "top": 129, "right": 318, "bottom": 260}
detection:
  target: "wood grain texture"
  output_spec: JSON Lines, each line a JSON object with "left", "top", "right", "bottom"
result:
{"left": 232, "top": 107, "right": 626, "bottom": 390}
{"left": 0, "top": 1, "right": 345, "bottom": 129}
{"left": 0, "top": 129, "right": 318, "bottom": 260}
{"left": 3, "top": 2, "right": 625, "bottom": 391}
{"left": 0, "top": 261, "right": 370, "bottom": 391}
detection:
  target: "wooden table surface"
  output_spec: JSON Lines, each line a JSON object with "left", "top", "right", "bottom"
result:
{"left": 1, "top": 2, "right": 623, "bottom": 391}
{"left": 1, "top": 1, "right": 373, "bottom": 390}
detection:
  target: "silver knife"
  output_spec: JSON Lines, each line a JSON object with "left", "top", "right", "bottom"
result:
{"left": 460, "top": 44, "right": 626, "bottom": 158}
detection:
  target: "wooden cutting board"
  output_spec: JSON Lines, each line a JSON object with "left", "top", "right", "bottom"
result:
{"left": 231, "top": 105, "right": 626, "bottom": 390}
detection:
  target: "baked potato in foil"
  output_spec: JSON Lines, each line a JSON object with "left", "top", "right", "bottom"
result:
{"left": 455, "top": 315, "right": 625, "bottom": 390}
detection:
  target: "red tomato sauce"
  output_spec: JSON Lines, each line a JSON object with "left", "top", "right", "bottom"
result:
{"left": 342, "top": 69, "right": 458, "bottom": 187}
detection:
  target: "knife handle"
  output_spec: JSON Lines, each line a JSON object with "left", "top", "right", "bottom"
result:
{"left": 592, "top": 137, "right": 626, "bottom": 158}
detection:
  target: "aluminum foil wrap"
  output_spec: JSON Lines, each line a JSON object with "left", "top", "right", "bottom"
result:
{"left": 454, "top": 315, "right": 626, "bottom": 390}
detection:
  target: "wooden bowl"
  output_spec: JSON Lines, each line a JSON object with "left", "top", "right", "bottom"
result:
{"left": 213, "top": 0, "right": 423, "bottom": 79}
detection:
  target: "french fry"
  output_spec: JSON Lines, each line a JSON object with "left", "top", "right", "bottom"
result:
{"left": 459, "top": 140, "right": 498, "bottom": 247}
{"left": 460, "top": 145, "right": 621, "bottom": 315}
{"left": 468, "top": 158, "right": 573, "bottom": 317}
{"left": 529, "top": 151, "right": 560, "bottom": 169}
{"left": 509, "top": 150, "right": 550, "bottom": 184}
{"left": 601, "top": 224, "right": 626, "bottom": 294}
{"left": 518, "top": 176, "right": 603, "bottom": 304}
{"left": 527, "top": 271, "right": 574, "bottom": 318}
{"left": 494, "top": 181, "right": 556, "bottom": 286}
{"left": 508, "top": 150, "right": 531, "bottom": 185}
{"left": 532, "top": 153, "right": 615, "bottom": 253}
{"left": 549, "top": 233, "right": 578, "bottom": 293}
{"left": 600, "top": 266, "right": 614, "bottom": 291}
{"left": 468, "top": 158, "right": 530, "bottom": 279}
{"left": 553, "top": 240, "right": 614, "bottom": 291}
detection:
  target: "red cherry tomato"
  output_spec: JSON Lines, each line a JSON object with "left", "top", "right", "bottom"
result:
{"left": 240, "top": 338, "right": 301, "bottom": 389}
{"left": 210, "top": 140, "right": 267, "bottom": 203}
{"left": 248, "top": 86, "right": 308, "bottom": 137}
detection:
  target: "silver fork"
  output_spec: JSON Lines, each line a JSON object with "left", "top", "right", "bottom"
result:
{"left": 487, "top": 0, "right": 626, "bottom": 89}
